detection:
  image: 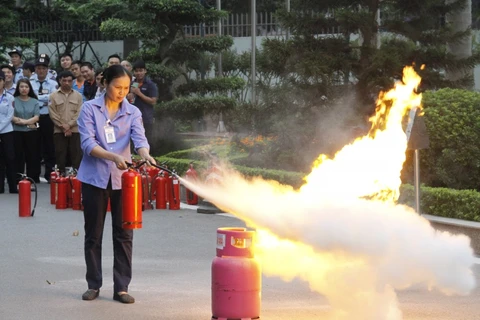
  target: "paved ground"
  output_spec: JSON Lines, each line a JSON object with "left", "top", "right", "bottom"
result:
{"left": 0, "top": 182, "right": 479, "bottom": 320}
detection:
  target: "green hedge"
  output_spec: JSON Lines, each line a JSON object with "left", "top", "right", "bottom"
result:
{"left": 399, "top": 184, "right": 480, "bottom": 222}
{"left": 421, "top": 89, "right": 480, "bottom": 190}
{"left": 155, "top": 156, "right": 305, "bottom": 187}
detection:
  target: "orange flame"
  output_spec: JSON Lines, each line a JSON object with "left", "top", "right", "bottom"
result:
{"left": 180, "top": 66, "right": 475, "bottom": 320}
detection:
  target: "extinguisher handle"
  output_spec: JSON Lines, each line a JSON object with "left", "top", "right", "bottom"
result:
{"left": 149, "top": 163, "right": 177, "bottom": 177}
{"left": 125, "top": 160, "right": 148, "bottom": 170}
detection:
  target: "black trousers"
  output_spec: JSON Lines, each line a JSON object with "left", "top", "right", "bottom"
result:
{"left": 53, "top": 132, "right": 82, "bottom": 174}
{"left": 39, "top": 115, "right": 56, "bottom": 180}
{"left": 0, "top": 131, "right": 17, "bottom": 192}
{"left": 82, "top": 180, "right": 133, "bottom": 293}
{"left": 13, "top": 130, "right": 41, "bottom": 182}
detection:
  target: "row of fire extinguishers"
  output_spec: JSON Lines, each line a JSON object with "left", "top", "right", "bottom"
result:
{"left": 46, "top": 162, "right": 199, "bottom": 214}
{"left": 121, "top": 161, "right": 200, "bottom": 230}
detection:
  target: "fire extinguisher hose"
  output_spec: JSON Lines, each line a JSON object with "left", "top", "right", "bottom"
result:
{"left": 29, "top": 178, "right": 38, "bottom": 216}
{"left": 148, "top": 162, "right": 178, "bottom": 178}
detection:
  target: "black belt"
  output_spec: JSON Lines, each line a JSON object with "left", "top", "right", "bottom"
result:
{"left": 40, "top": 114, "right": 50, "bottom": 117}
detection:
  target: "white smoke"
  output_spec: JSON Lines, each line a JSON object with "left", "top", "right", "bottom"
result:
{"left": 181, "top": 169, "right": 476, "bottom": 320}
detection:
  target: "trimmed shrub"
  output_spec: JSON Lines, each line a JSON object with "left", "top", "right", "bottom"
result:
{"left": 399, "top": 184, "right": 480, "bottom": 222}
{"left": 155, "top": 156, "right": 305, "bottom": 188}
{"left": 420, "top": 89, "right": 480, "bottom": 190}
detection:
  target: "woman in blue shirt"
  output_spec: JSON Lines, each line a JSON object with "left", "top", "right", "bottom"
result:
{"left": 0, "top": 70, "right": 16, "bottom": 193}
{"left": 77, "top": 65, "right": 155, "bottom": 304}
{"left": 12, "top": 78, "right": 41, "bottom": 183}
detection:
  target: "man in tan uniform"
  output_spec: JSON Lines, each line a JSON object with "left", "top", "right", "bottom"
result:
{"left": 49, "top": 71, "right": 83, "bottom": 174}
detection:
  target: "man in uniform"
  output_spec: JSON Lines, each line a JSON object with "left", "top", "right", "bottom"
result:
{"left": 31, "top": 57, "right": 58, "bottom": 182}
{"left": 30, "top": 54, "right": 57, "bottom": 81}
{"left": 0, "top": 64, "right": 16, "bottom": 95}
{"left": 8, "top": 48, "right": 24, "bottom": 83}
{"left": 22, "top": 62, "right": 35, "bottom": 79}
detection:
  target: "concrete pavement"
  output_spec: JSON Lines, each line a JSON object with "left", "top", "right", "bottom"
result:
{"left": 0, "top": 182, "right": 479, "bottom": 320}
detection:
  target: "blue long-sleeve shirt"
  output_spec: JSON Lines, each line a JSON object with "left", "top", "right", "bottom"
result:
{"left": 77, "top": 96, "right": 149, "bottom": 190}
{"left": 0, "top": 90, "right": 14, "bottom": 134}
{"left": 30, "top": 77, "right": 57, "bottom": 115}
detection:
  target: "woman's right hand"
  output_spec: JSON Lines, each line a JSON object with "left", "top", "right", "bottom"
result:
{"left": 112, "top": 154, "right": 128, "bottom": 170}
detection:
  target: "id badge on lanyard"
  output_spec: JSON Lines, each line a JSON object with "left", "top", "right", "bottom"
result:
{"left": 104, "top": 120, "right": 116, "bottom": 144}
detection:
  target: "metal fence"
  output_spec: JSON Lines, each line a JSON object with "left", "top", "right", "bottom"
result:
{"left": 15, "top": 20, "right": 105, "bottom": 43}
{"left": 15, "top": 12, "right": 342, "bottom": 42}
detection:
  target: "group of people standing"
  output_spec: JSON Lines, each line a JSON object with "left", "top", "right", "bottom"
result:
{"left": 0, "top": 48, "right": 159, "bottom": 305}
{"left": 0, "top": 49, "right": 158, "bottom": 194}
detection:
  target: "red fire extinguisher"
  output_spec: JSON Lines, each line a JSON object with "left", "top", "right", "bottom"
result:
{"left": 140, "top": 170, "right": 153, "bottom": 210}
{"left": 67, "top": 175, "right": 73, "bottom": 208}
{"left": 56, "top": 175, "right": 68, "bottom": 210}
{"left": 185, "top": 163, "right": 199, "bottom": 205}
{"left": 18, "top": 174, "right": 38, "bottom": 217}
{"left": 71, "top": 175, "right": 82, "bottom": 210}
{"left": 147, "top": 166, "right": 160, "bottom": 200}
{"left": 169, "top": 171, "right": 180, "bottom": 210}
{"left": 155, "top": 172, "right": 167, "bottom": 209}
{"left": 122, "top": 169, "right": 142, "bottom": 229}
{"left": 164, "top": 168, "right": 171, "bottom": 205}
{"left": 50, "top": 170, "right": 58, "bottom": 205}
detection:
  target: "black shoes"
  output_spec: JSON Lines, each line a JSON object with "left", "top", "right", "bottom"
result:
{"left": 113, "top": 292, "right": 135, "bottom": 304}
{"left": 82, "top": 289, "right": 99, "bottom": 301}
{"left": 82, "top": 289, "right": 135, "bottom": 304}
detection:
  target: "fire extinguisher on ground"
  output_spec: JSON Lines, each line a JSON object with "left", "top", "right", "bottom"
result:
{"left": 185, "top": 163, "right": 199, "bottom": 205}
{"left": 56, "top": 175, "right": 68, "bottom": 210}
{"left": 155, "top": 172, "right": 167, "bottom": 209}
{"left": 50, "top": 168, "right": 58, "bottom": 205}
{"left": 169, "top": 170, "right": 180, "bottom": 210}
{"left": 71, "top": 175, "right": 82, "bottom": 210}
{"left": 140, "top": 167, "right": 153, "bottom": 210}
{"left": 148, "top": 162, "right": 180, "bottom": 210}
{"left": 18, "top": 174, "right": 38, "bottom": 217}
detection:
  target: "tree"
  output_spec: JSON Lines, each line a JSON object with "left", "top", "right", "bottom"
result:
{"left": 221, "top": 0, "right": 480, "bottom": 172}
{"left": 0, "top": 0, "right": 33, "bottom": 63}
{"left": 17, "top": 0, "right": 125, "bottom": 65}
{"left": 100, "top": 0, "right": 245, "bottom": 154}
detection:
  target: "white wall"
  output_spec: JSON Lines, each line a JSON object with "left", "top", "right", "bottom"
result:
{"left": 37, "top": 40, "right": 124, "bottom": 67}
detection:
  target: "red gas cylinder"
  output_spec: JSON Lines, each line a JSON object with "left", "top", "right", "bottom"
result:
{"left": 50, "top": 171, "right": 58, "bottom": 205}
{"left": 212, "top": 227, "right": 261, "bottom": 320}
{"left": 71, "top": 176, "right": 82, "bottom": 210}
{"left": 56, "top": 176, "right": 68, "bottom": 209}
{"left": 155, "top": 173, "right": 167, "bottom": 209}
{"left": 122, "top": 170, "right": 142, "bottom": 229}
{"left": 168, "top": 174, "right": 180, "bottom": 210}
{"left": 185, "top": 163, "right": 199, "bottom": 205}
{"left": 18, "top": 179, "right": 32, "bottom": 217}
